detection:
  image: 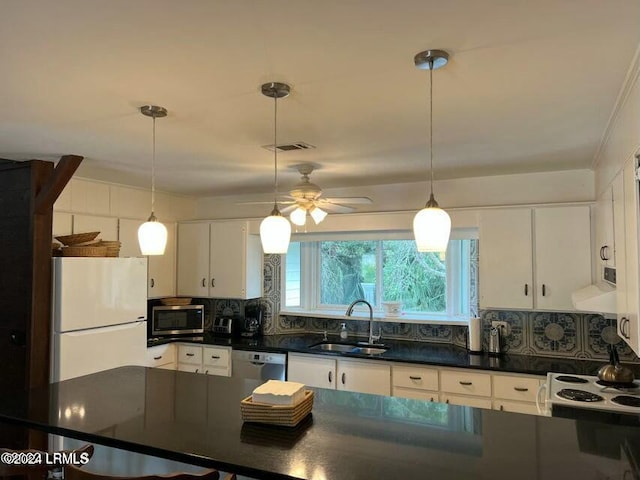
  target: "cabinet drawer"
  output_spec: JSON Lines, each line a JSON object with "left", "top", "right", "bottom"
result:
{"left": 493, "top": 400, "right": 541, "bottom": 416}
{"left": 177, "top": 345, "right": 202, "bottom": 365}
{"left": 493, "top": 375, "right": 543, "bottom": 402}
{"left": 393, "top": 386, "right": 439, "bottom": 403}
{"left": 442, "top": 393, "right": 492, "bottom": 410}
{"left": 146, "top": 344, "right": 176, "bottom": 368}
{"left": 203, "top": 346, "right": 230, "bottom": 368}
{"left": 441, "top": 370, "right": 491, "bottom": 397}
{"left": 392, "top": 365, "right": 438, "bottom": 391}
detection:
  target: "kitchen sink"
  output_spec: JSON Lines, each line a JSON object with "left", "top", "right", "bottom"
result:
{"left": 308, "top": 342, "right": 388, "bottom": 355}
{"left": 310, "top": 343, "right": 359, "bottom": 353}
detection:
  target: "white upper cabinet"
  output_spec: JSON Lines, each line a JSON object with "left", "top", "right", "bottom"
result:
{"left": 480, "top": 206, "right": 592, "bottom": 311}
{"left": 73, "top": 214, "right": 118, "bottom": 240}
{"left": 534, "top": 206, "right": 592, "bottom": 311}
{"left": 119, "top": 218, "right": 177, "bottom": 299}
{"left": 177, "top": 220, "right": 262, "bottom": 299}
{"left": 479, "top": 209, "right": 533, "bottom": 309}
{"left": 594, "top": 186, "right": 616, "bottom": 268}
{"left": 615, "top": 158, "right": 640, "bottom": 355}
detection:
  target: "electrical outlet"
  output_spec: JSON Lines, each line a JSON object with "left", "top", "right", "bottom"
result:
{"left": 491, "top": 321, "right": 509, "bottom": 336}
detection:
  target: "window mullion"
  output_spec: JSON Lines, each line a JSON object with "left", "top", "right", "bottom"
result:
{"left": 376, "top": 240, "right": 383, "bottom": 308}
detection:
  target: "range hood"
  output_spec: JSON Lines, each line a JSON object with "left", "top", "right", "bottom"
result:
{"left": 571, "top": 282, "right": 616, "bottom": 315}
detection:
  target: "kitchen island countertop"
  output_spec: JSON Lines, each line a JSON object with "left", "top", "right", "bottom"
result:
{"left": 1, "top": 366, "right": 639, "bottom": 480}
{"left": 148, "top": 333, "right": 640, "bottom": 377}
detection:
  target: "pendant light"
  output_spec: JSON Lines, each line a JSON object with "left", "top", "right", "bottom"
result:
{"left": 259, "top": 82, "right": 292, "bottom": 254}
{"left": 138, "top": 105, "right": 168, "bottom": 256}
{"left": 412, "top": 50, "right": 451, "bottom": 253}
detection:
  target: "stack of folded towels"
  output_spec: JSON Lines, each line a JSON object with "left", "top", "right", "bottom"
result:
{"left": 251, "top": 380, "right": 306, "bottom": 405}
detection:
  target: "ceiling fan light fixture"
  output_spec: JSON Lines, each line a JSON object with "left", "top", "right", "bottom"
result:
{"left": 259, "top": 82, "right": 292, "bottom": 254}
{"left": 138, "top": 105, "right": 168, "bottom": 256}
{"left": 310, "top": 206, "right": 328, "bottom": 224}
{"left": 412, "top": 49, "right": 451, "bottom": 253}
{"left": 290, "top": 206, "right": 307, "bottom": 226}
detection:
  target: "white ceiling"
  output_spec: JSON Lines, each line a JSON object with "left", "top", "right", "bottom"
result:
{"left": 1, "top": 0, "right": 638, "bottom": 197}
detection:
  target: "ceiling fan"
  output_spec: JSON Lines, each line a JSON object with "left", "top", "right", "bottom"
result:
{"left": 240, "top": 164, "right": 372, "bottom": 226}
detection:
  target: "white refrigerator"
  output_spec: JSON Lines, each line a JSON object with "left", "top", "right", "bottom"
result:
{"left": 50, "top": 257, "right": 148, "bottom": 382}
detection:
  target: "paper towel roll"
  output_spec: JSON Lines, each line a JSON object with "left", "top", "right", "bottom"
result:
{"left": 468, "top": 317, "right": 482, "bottom": 353}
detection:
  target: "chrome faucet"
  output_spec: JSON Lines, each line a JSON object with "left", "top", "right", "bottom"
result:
{"left": 345, "top": 299, "right": 381, "bottom": 345}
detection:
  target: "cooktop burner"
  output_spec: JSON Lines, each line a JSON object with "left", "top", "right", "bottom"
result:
{"left": 556, "top": 375, "right": 589, "bottom": 384}
{"left": 557, "top": 389, "right": 604, "bottom": 402}
{"left": 595, "top": 380, "right": 640, "bottom": 390}
{"left": 611, "top": 396, "right": 640, "bottom": 408}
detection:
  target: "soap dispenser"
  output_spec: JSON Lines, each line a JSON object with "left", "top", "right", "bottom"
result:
{"left": 340, "top": 323, "right": 348, "bottom": 340}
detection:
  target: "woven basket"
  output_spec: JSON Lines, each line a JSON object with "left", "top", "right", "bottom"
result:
{"left": 61, "top": 245, "right": 108, "bottom": 257}
{"left": 240, "top": 390, "right": 314, "bottom": 427}
{"left": 160, "top": 297, "right": 192, "bottom": 306}
{"left": 55, "top": 231, "right": 100, "bottom": 246}
{"left": 97, "top": 241, "right": 121, "bottom": 257}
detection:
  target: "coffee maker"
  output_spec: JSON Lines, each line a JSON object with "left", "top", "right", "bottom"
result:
{"left": 233, "top": 304, "right": 264, "bottom": 338}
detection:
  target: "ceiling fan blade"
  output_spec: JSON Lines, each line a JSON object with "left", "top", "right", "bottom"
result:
{"left": 236, "top": 200, "right": 296, "bottom": 205}
{"left": 280, "top": 204, "right": 298, "bottom": 214}
{"left": 321, "top": 197, "right": 373, "bottom": 205}
{"left": 318, "top": 203, "right": 354, "bottom": 213}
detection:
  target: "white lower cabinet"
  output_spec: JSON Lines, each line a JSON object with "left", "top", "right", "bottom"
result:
{"left": 288, "top": 353, "right": 390, "bottom": 395}
{"left": 440, "top": 369, "right": 492, "bottom": 408}
{"left": 146, "top": 344, "right": 176, "bottom": 370}
{"left": 176, "top": 344, "right": 231, "bottom": 377}
{"left": 392, "top": 364, "right": 439, "bottom": 402}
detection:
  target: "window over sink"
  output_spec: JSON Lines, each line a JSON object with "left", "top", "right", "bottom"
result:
{"left": 282, "top": 232, "right": 477, "bottom": 323}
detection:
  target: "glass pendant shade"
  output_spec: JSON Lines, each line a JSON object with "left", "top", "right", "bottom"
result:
{"left": 413, "top": 205, "right": 451, "bottom": 252}
{"left": 260, "top": 212, "right": 291, "bottom": 254}
{"left": 290, "top": 207, "right": 307, "bottom": 226}
{"left": 310, "top": 206, "right": 328, "bottom": 224}
{"left": 138, "top": 218, "right": 168, "bottom": 255}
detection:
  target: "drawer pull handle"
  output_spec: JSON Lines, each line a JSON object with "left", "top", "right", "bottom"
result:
{"left": 186, "top": 353, "right": 195, "bottom": 357}
{"left": 150, "top": 278, "right": 155, "bottom": 288}
{"left": 195, "top": 368, "right": 199, "bottom": 373}
{"left": 500, "top": 405, "right": 504, "bottom": 411}
{"left": 409, "top": 376, "right": 422, "bottom": 380}
{"left": 341, "top": 373, "right": 346, "bottom": 385}
{"left": 524, "top": 283, "right": 528, "bottom": 296}
{"left": 430, "top": 397, "right": 434, "bottom": 402}
{"left": 202, "top": 278, "right": 206, "bottom": 287}
{"left": 153, "top": 356, "right": 162, "bottom": 360}
{"left": 514, "top": 387, "right": 529, "bottom": 392}
{"left": 205, "top": 370, "right": 209, "bottom": 374}
{"left": 542, "top": 284, "right": 546, "bottom": 296}
{"left": 211, "top": 278, "right": 215, "bottom": 288}
{"left": 328, "top": 371, "right": 333, "bottom": 383}
{"left": 211, "top": 355, "right": 221, "bottom": 359}
{"left": 445, "top": 399, "right": 449, "bottom": 404}
{"left": 459, "top": 381, "right": 473, "bottom": 386}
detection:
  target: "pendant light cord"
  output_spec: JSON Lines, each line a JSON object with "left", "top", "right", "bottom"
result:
{"left": 273, "top": 94, "right": 279, "bottom": 208}
{"left": 429, "top": 58, "right": 434, "bottom": 198}
{"left": 151, "top": 115, "right": 156, "bottom": 217}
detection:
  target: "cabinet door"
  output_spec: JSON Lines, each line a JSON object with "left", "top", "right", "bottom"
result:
{"left": 287, "top": 354, "right": 335, "bottom": 389}
{"left": 595, "top": 186, "right": 615, "bottom": 267}
{"left": 177, "top": 223, "right": 210, "bottom": 297}
{"left": 534, "top": 206, "right": 592, "bottom": 311}
{"left": 479, "top": 209, "right": 533, "bottom": 309}
{"left": 118, "top": 218, "right": 144, "bottom": 258}
{"left": 337, "top": 360, "right": 390, "bottom": 395}
{"left": 613, "top": 172, "right": 631, "bottom": 346}
{"left": 73, "top": 214, "right": 118, "bottom": 240}
{"left": 621, "top": 160, "right": 640, "bottom": 355}
{"left": 148, "top": 222, "right": 176, "bottom": 298}
{"left": 210, "top": 221, "right": 247, "bottom": 298}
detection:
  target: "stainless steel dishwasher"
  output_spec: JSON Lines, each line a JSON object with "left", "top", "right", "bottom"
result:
{"left": 231, "top": 350, "right": 286, "bottom": 381}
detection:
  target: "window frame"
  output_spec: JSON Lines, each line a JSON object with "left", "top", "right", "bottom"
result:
{"left": 281, "top": 233, "right": 474, "bottom": 324}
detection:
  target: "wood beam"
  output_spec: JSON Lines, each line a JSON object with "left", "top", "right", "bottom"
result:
{"left": 34, "top": 154, "right": 82, "bottom": 214}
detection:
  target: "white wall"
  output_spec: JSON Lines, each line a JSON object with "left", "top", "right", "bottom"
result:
{"left": 195, "top": 169, "right": 595, "bottom": 221}
{"left": 594, "top": 47, "right": 640, "bottom": 195}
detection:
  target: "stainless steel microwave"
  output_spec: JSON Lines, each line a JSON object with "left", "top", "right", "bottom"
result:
{"left": 151, "top": 305, "right": 205, "bottom": 337}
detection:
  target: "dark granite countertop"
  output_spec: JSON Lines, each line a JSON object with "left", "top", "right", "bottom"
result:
{"left": 147, "top": 333, "right": 640, "bottom": 377}
{"left": 1, "top": 366, "right": 639, "bottom": 480}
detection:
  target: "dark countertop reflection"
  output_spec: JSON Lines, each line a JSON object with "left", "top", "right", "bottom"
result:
{"left": 148, "top": 333, "right": 640, "bottom": 377}
{"left": 1, "top": 366, "right": 639, "bottom": 480}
